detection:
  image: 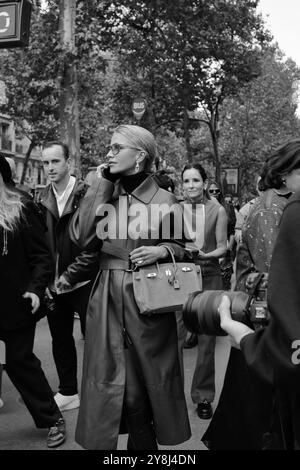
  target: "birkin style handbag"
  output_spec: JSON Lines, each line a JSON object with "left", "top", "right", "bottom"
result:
{"left": 101, "top": 242, "right": 202, "bottom": 315}
{"left": 132, "top": 245, "right": 202, "bottom": 315}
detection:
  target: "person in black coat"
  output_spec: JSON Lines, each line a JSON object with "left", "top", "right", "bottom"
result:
{"left": 39, "top": 141, "right": 100, "bottom": 413}
{"left": 0, "top": 155, "right": 66, "bottom": 448}
{"left": 218, "top": 188, "right": 300, "bottom": 449}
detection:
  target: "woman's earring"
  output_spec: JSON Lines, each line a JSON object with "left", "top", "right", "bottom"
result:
{"left": 282, "top": 178, "right": 286, "bottom": 186}
{"left": 135, "top": 161, "right": 140, "bottom": 172}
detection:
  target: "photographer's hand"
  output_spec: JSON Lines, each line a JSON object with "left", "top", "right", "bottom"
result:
{"left": 219, "top": 295, "right": 254, "bottom": 349}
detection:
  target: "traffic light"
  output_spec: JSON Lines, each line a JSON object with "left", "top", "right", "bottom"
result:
{"left": 0, "top": 0, "right": 32, "bottom": 48}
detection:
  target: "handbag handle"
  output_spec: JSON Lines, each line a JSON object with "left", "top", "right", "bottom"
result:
{"left": 159, "top": 244, "right": 177, "bottom": 270}
{"left": 159, "top": 244, "right": 180, "bottom": 287}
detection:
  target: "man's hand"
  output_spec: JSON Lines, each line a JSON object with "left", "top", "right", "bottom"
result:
{"left": 56, "top": 275, "right": 72, "bottom": 293}
{"left": 218, "top": 294, "right": 233, "bottom": 328}
{"left": 23, "top": 292, "right": 40, "bottom": 314}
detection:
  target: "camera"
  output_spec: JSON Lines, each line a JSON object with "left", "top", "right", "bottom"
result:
{"left": 183, "top": 272, "right": 270, "bottom": 336}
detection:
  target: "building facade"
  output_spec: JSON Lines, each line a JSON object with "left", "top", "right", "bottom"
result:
{"left": 0, "top": 113, "right": 46, "bottom": 189}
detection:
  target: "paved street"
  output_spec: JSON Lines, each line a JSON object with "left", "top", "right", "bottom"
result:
{"left": 0, "top": 317, "right": 230, "bottom": 451}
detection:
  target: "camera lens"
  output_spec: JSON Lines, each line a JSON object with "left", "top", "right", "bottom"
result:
{"left": 183, "top": 290, "right": 250, "bottom": 336}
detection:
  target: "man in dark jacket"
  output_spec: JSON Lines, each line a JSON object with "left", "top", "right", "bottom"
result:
{"left": 40, "top": 141, "right": 99, "bottom": 412}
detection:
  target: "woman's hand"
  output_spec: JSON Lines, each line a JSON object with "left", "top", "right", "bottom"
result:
{"left": 197, "top": 250, "right": 208, "bottom": 260}
{"left": 99, "top": 163, "right": 119, "bottom": 182}
{"left": 218, "top": 294, "right": 254, "bottom": 349}
{"left": 23, "top": 292, "right": 40, "bottom": 314}
{"left": 130, "top": 245, "right": 168, "bottom": 266}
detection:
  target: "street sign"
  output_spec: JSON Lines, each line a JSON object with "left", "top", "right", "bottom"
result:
{"left": 0, "top": 0, "right": 32, "bottom": 48}
{"left": 132, "top": 97, "right": 147, "bottom": 121}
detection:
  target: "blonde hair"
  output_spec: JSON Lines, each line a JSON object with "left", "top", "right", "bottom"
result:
{"left": 114, "top": 125, "right": 157, "bottom": 171}
{"left": 0, "top": 173, "right": 24, "bottom": 232}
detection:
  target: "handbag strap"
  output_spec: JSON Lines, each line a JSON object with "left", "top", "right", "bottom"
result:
{"left": 160, "top": 244, "right": 177, "bottom": 271}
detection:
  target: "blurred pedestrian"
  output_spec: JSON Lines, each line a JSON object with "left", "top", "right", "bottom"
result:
{"left": 0, "top": 155, "right": 66, "bottom": 448}
{"left": 207, "top": 181, "right": 236, "bottom": 290}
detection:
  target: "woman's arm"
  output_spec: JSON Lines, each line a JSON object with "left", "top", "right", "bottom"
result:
{"left": 218, "top": 295, "right": 255, "bottom": 348}
{"left": 22, "top": 200, "right": 53, "bottom": 299}
{"left": 198, "top": 205, "right": 227, "bottom": 260}
{"left": 70, "top": 175, "right": 115, "bottom": 250}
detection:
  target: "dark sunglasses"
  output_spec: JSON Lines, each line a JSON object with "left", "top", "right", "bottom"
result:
{"left": 208, "top": 188, "right": 220, "bottom": 194}
{"left": 106, "top": 143, "right": 142, "bottom": 156}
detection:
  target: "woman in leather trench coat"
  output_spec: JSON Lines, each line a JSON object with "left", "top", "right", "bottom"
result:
{"left": 70, "top": 125, "right": 191, "bottom": 450}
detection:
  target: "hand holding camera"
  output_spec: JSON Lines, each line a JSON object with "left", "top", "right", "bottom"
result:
{"left": 183, "top": 272, "right": 270, "bottom": 341}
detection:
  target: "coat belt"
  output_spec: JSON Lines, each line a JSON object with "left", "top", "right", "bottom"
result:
{"left": 99, "top": 258, "right": 133, "bottom": 271}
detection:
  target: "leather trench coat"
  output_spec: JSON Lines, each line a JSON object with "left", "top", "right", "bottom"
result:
{"left": 71, "top": 175, "right": 191, "bottom": 450}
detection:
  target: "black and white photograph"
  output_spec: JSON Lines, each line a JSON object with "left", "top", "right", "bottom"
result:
{"left": 1, "top": 0, "right": 300, "bottom": 457}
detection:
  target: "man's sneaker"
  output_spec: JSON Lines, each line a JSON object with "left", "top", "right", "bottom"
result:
{"left": 54, "top": 393, "right": 80, "bottom": 411}
{"left": 0, "top": 398, "right": 3, "bottom": 408}
{"left": 47, "top": 418, "right": 66, "bottom": 448}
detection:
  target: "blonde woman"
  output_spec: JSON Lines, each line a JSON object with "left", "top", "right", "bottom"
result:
{"left": 0, "top": 155, "right": 66, "bottom": 448}
{"left": 71, "top": 125, "right": 191, "bottom": 450}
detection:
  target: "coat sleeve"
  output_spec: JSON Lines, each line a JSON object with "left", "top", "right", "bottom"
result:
{"left": 70, "top": 176, "right": 115, "bottom": 250}
{"left": 62, "top": 249, "right": 100, "bottom": 285}
{"left": 240, "top": 198, "right": 300, "bottom": 390}
{"left": 22, "top": 200, "right": 53, "bottom": 298}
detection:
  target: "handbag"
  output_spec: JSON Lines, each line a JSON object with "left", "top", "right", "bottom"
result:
{"left": 132, "top": 245, "right": 202, "bottom": 315}
{"left": 101, "top": 242, "right": 202, "bottom": 315}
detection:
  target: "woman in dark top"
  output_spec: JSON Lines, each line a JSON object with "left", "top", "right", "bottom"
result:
{"left": 0, "top": 155, "right": 65, "bottom": 448}
{"left": 181, "top": 164, "right": 227, "bottom": 420}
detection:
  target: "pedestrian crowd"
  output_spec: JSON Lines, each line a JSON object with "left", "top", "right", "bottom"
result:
{"left": 1, "top": 127, "right": 300, "bottom": 450}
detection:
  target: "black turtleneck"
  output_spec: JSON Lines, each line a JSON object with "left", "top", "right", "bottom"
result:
{"left": 121, "top": 171, "right": 149, "bottom": 194}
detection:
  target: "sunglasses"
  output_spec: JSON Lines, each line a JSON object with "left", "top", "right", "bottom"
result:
{"left": 106, "top": 143, "right": 142, "bottom": 156}
{"left": 208, "top": 188, "right": 221, "bottom": 194}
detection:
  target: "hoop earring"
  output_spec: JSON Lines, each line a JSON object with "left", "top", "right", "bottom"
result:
{"left": 135, "top": 161, "right": 140, "bottom": 172}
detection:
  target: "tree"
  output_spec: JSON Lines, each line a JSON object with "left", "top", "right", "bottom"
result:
{"left": 219, "top": 47, "right": 300, "bottom": 198}
{"left": 86, "top": 0, "right": 270, "bottom": 179}
{"left": 0, "top": 5, "right": 61, "bottom": 183}
{"left": 59, "top": 0, "right": 80, "bottom": 174}
{"left": 0, "top": 1, "right": 108, "bottom": 179}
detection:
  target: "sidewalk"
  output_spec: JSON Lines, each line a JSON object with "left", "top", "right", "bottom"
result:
{"left": 0, "top": 317, "right": 230, "bottom": 451}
